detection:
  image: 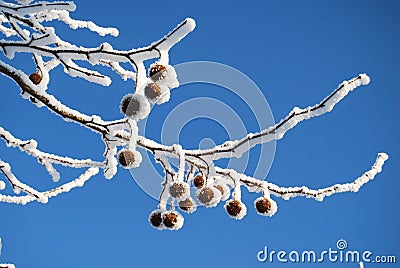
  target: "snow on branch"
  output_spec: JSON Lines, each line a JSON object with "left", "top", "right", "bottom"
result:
{"left": 140, "top": 74, "right": 388, "bottom": 229}
{"left": 0, "top": 162, "right": 99, "bottom": 205}
{"left": 0, "top": 0, "right": 388, "bottom": 232}
{"left": 219, "top": 152, "right": 388, "bottom": 202}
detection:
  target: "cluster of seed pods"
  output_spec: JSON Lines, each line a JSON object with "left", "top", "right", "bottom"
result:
{"left": 148, "top": 174, "right": 278, "bottom": 231}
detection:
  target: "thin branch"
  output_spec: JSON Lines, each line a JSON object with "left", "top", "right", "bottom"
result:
{"left": 0, "top": 159, "right": 47, "bottom": 203}
{"left": 0, "top": 126, "right": 104, "bottom": 169}
{"left": 0, "top": 167, "right": 99, "bottom": 205}
{"left": 216, "top": 153, "right": 389, "bottom": 202}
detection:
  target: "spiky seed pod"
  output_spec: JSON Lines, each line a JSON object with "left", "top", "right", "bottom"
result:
{"left": 196, "top": 186, "right": 221, "bottom": 208}
{"left": 169, "top": 182, "right": 188, "bottom": 199}
{"left": 178, "top": 197, "right": 197, "bottom": 213}
{"left": 225, "top": 199, "right": 247, "bottom": 220}
{"left": 193, "top": 174, "right": 205, "bottom": 188}
{"left": 120, "top": 94, "right": 139, "bottom": 117}
{"left": 149, "top": 210, "right": 164, "bottom": 230}
{"left": 163, "top": 212, "right": 177, "bottom": 228}
{"left": 255, "top": 198, "right": 271, "bottom": 214}
{"left": 196, "top": 187, "right": 214, "bottom": 205}
{"left": 254, "top": 196, "right": 278, "bottom": 217}
{"left": 29, "top": 72, "right": 42, "bottom": 85}
{"left": 162, "top": 211, "right": 184, "bottom": 230}
{"left": 225, "top": 200, "right": 241, "bottom": 216}
{"left": 145, "top": 82, "right": 162, "bottom": 100}
{"left": 149, "top": 64, "right": 167, "bottom": 81}
{"left": 178, "top": 198, "right": 192, "bottom": 211}
{"left": 120, "top": 94, "right": 150, "bottom": 121}
{"left": 118, "top": 150, "right": 135, "bottom": 168}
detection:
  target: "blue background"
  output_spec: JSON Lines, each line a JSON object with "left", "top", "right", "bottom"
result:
{"left": 0, "top": 0, "right": 399, "bottom": 267}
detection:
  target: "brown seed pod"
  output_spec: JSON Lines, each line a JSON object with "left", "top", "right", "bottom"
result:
{"left": 144, "top": 83, "right": 162, "bottom": 100}
{"left": 179, "top": 198, "right": 193, "bottom": 212}
{"left": 149, "top": 211, "right": 163, "bottom": 228}
{"left": 29, "top": 72, "right": 42, "bottom": 85}
{"left": 169, "top": 182, "right": 187, "bottom": 198}
{"left": 255, "top": 198, "right": 272, "bottom": 214}
{"left": 149, "top": 64, "right": 167, "bottom": 81}
{"left": 193, "top": 174, "right": 205, "bottom": 188}
{"left": 196, "top": 187, "right": 214, "bottom": 205}
{"left": 225, "top": 200, "right": 242, "bottom": 217}
{"left": 120, "top": 94, "right": 140, "bottom": 117}
{"left": 163, "top": 212, "right": 178, "bottom": 228}
{"left": 118, "top": 150, "right": 136, "bottom": 168}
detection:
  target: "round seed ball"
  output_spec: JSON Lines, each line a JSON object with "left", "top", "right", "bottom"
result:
{"left": 145, "top": 83, "right": 162, "bottom": 100}
{"left": 179, "top": 198, "right": 193, "bottom": 212}
{"left": 225, "top": 200, "right": 242, "bottom": 217}
{"left": 255, "top": 198, "right": 272, "bottom": 214}
{"left": 196, "top": 187, "right": 214, "bottom": 205}
{"left": 169, "top": 182, "right": 187, "bottom": 198}
{"left": 163, "top": 212, "right": 178, "bottom": 228}
{"left": 149, "top": 64, "right": 167, "bottom": 81}
{"left": 193, "top": 174, "right": 205, "bottom": 188}
{"left": 118, "top": 150, "right": 136, "bottom": 167}
{"left": 29, "top": 72, "right": 42, "bottom": 85}
{"left": 120, "top": 94, "right": 140, "bottom": 117}
{"left": 149, "top": 211, "right": 163, "bottom": 228}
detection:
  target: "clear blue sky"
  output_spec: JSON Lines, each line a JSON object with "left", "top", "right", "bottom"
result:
{"left": 0, "top": 0, "right": 399, "bottom": 267}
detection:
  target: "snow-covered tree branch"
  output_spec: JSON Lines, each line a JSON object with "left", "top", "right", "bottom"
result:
{"left": 0, "top": 0, "right": 388, "bottom": 237}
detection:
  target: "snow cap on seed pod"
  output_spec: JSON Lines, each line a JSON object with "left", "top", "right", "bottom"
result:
{"left": 148, "top": 63, "right": 179, "bottom": 89}
{"left": 212, "top": 177, "right": 231, "bottom": 201}
{"left": 224, "top": 199, "right": 247, "bottom": 220}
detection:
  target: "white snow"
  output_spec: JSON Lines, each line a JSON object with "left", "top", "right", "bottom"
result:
{"left": 154, "top": 85, "right": 170, "bottom": 105}
{"left": 157, "top": 18, "right": 196, "bottom": 51}
{"left": 103, "top": 143, "right": 118, "bottom": 179}
{"left": 38, "top": 10, "right": 119, "bottom": 37}
{"left": 0, "top": 180, "right": 5, "bottom": 190}
{"left": 16, "top": 0, "right": 34, "bottom": 4}
{"left": 181, "top": 74, "right": 373, "bottom": 161}
{"left": 173, "top": 144, "right": 185, "bottom": 182}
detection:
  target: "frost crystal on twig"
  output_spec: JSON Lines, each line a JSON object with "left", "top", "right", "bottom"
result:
{"left": 0, "top": 0, "right": 388, "bottom": 233}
